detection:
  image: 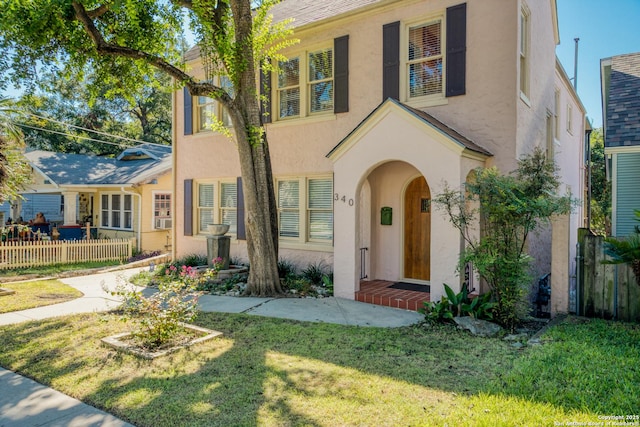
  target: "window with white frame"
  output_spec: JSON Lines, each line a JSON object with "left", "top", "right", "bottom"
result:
{"left": 153, "top": 192, "right": 172, "bottom": 229}
{"left": 277, "top": 47, "right": 334, "bottom": 119}
{"left": 196, "top": 181, "right": 237, "bottom": 234}
{"left": 277, "top": 176, "right": 333, "bottom": 244}
{"left": 519, "top": 5, "right": 530, "bottom": 97}
{"left": 566, "top": 103, "right": 573, "bottom": 134}
{"left": 407, "top": 19, "right": 443, "bottom": 99}
{"left": 196, "top": 76, "right": 234, "bottom": 131}
{"left": 101, "top": 193, "right": 132, "bottom": 230}
{"left": 546, "top": 111, "right": 554, "bottom": 159}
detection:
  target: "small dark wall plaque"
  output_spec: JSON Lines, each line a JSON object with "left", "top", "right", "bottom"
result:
{"left": 381, "top": 206, "right": 392, "bottom": 225}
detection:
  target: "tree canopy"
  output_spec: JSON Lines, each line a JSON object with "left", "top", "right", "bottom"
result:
{"left": 0, "top": 97, "right": 33, "bottom": 203}
{"left": 15, "top": 70, "right": 172, "bottom": 156}
{"left": 0, "top": 0, "right": 294, "bottom": 296}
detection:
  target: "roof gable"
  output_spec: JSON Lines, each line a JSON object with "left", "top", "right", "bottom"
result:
{"left": 327, "top": 98, "right": 492, "bottom": 160}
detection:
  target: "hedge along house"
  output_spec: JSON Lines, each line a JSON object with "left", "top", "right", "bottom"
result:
{"left": 601, "top": 52, "right": 640, "bottom": 237}
{"left": 173, "top": 0, "right": 586, "bottom": 312}
{"left": 5, "top": 144, "right": 173, "bottom": 252}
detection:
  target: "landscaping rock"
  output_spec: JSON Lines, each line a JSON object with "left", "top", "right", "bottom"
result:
{"left": 453, "top": 316, "right": 502, "bottom": 337}
{"left": 503, "top": 333, "right": 528, "bottom": 342}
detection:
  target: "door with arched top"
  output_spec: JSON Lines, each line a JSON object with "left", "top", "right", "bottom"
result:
{"left": 404, "top": 176, "right": 431, "bottom": 281}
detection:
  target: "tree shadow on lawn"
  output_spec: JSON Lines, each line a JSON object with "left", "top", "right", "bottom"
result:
{"left": 0, "top": 313, "right": 636, "bottom": 426}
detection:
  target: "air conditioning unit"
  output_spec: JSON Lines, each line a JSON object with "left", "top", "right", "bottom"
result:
{"left": 155, "top": 218, "right": 172, "bottom": 229}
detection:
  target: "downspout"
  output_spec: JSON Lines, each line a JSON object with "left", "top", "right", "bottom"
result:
{"left": 171, "top": 80, "right": 177, "bottom": 261}
{"left": 121, "top": 186, "right": 142, "bottom": 250}
{"left": 585, "top": 122, "right": 593, "bottom": 230}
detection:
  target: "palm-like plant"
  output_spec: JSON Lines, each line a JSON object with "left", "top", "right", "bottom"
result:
{"left": 604, "top": 209, "right": 640, "bottom": 286}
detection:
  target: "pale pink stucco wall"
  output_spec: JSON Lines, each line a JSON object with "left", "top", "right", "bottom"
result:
{"left": 172, "top": 0, "right": 582, "bottom": 305}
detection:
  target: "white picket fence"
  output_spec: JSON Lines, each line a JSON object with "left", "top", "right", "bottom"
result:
{"left": 0, "top": 238, "right": 134, "bottom": 269}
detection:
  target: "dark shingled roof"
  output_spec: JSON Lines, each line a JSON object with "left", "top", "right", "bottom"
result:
{"left": 269, "top": 0, "right": 384, "bottom": 28}
{"left": 184, "top": 0, "right": 385, "bottom": 62}
{"left": 604, "top": 52, "right": 640, "bottom": 147}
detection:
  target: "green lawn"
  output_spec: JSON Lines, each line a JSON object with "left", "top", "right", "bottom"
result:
{"left": 1, "top": 313, "right": 637, "bottom": 426}
{"left": 0, "top": 260, "right": 123, "bottom": 280}
{"left": 0, "top": 279, "right": 83, "bottom": 313}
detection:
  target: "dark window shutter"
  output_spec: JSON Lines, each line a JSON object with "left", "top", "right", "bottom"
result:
{"left": 334, "top": 35, "right": 349, "bottom": 113}
{"left": 183, "top": 87, "right": 193, "bottom": 135}
{"left": 382, "top": 21, "right": 400, "bottom": 101}
{"left": 184, "top": 179, "right": 193, "bottom": 236}
{"left": 446, "top": 3, "right": 467, "bottom": 97}
{"left": 260, "top": 64, "right": 272, "bottom": 124}
{"left": 236, "top": 177, "right": 246, "bottom": 240}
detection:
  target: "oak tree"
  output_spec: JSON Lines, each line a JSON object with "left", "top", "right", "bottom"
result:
{"left": 0, "top": 0, "right": 293, "bottom": 295}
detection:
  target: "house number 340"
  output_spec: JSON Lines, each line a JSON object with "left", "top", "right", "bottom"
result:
{"left": 334, "top": 193, "right": 354, "bottom": 206}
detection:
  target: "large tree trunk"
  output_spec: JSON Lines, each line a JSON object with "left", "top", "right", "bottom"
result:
{"left": 229, "top": 0, "right": 281, "bottom": 296}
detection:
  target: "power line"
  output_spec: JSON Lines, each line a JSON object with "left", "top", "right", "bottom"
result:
{"left": 26, "top": 112, "right": 169, "bottom": 148}
{"left": 16, "top": 122, "right": 134, "bottom": 149}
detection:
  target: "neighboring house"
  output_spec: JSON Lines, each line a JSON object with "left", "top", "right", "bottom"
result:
{"left": 601, "top": 52, "right": 640, "bottom": 237}
{"left": 173, "top": 0, "right": 586, "bottom": 313}
{"left": 2, "top": 144, "right": 173, "bottom": 252}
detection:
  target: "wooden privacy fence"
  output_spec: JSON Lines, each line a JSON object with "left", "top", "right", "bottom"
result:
{"left": 578, "top": 229, "right": 640, "bottom": 322}
{"left": 0, "top": 238, "right": 134, "bottom": 270}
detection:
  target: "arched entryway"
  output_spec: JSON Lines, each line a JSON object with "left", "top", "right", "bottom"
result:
{"left": 403, "top": 176, "right": 431, "bottom": 282}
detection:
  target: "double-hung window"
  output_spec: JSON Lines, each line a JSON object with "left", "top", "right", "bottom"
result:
{"left": 407, "top": 19, "right": 443, "bottom": 99}
{"left": 196, "top": 76, "right": 234, "bottom": 131}
{"left": 277, "top": 47, "right": 334, "bottom": 119}
{"left": 101, "top": 193, "right": 132, "bottom": 230}
{"left": 196, "top": 180, "right": 237, "bottom": 235}
{"left": 277, "top": 176, "right": 333, "bottom": 244}
{"left": 153, "top": 192, "right": 172, "bottom": 229}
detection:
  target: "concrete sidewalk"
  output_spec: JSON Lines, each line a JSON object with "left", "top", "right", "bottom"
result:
{"left": 0, "top": 267, "right": 423, "bottom": 426}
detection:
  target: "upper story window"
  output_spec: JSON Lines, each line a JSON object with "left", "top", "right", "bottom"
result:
{"left": 101, "top": 193, "right": 132, "bottom": 230}
{"left": 566, "top": 103, "right": 573, "bottom": 134}
{"left": 277, "top": 47, "right": 334, "bottom": 120}
{"left": 196, "top": 76, "right": 233, "bottom": 132}
{"left": 407, "top": 19, "right": 443, "bottom": 99}
{"left": 519, "top": 5, "right": 531, "bottom": 99}
{"left": 554, "top": 88, "right": 560, "bottom": 139}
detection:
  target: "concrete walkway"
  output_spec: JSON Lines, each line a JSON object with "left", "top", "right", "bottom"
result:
{"left": 0, "top": 267, "right": 423, "bottom": 426}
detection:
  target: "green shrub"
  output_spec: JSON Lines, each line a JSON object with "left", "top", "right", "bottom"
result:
{"left": 301, "top": 262, "right": 328, "bottom": 286}
{"left": 282, "top": 276, "right": 314, "bottom": 296}
{"left": 106, "top": 274, "right": 202, "bottom": 349}
{"left": 177, "top": 253, "right": 208, "bottom": 267}
{"left": 434, "top": 148, "right": 572, "bottom": 331}
{"left": 277, "top": 258, "right": 297, "bottom": 278}
{"left": 321, "top": 273, "right": 334, "bottom": 295}
{"left": 420, "top": 284, "right": 494, "bottom": 324}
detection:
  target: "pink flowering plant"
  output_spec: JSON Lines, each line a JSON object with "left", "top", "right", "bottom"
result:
{"left": 212, "top": 257, "right": 225, "bottom": 272}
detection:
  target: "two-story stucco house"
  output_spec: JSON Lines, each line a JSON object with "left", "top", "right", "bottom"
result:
{"left": 172, "top": 0, "right": 585, "bottom": 314}
{"left": 601, "top": 52, "right": 640, "bottom": 237}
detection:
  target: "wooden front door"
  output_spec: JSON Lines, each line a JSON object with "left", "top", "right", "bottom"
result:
{"left": 404, "top": 176, "right": 431, "bottom": 281}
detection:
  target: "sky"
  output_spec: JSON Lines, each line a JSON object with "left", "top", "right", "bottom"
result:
{"left": 2, "top": 0, "right": 638, "bottom": 130}
{"left": 555, "top": 0, "right": 640, "bottom": 129}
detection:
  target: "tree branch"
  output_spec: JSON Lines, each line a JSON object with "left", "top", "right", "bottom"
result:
{"left": 86, "top": 4, "right": 110, "bottom": 19}
{"left": 70, "top": 1, "right": 232, "bottom": 104}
